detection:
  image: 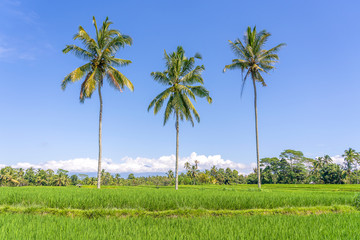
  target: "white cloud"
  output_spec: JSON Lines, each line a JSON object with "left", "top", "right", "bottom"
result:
{"left": 331, "top": 155, "right": 345, "bottom": 165}
{"left": 0, "top": 2, "right": 51, "bottom": 62}
{"left": 0, "top": 46, "right": 14, "bottom": 58}
{"left": 6, "top": 152, "right": 251, "bottom": 174}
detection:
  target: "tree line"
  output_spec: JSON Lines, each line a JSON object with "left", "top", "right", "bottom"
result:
{"left": 1, "top": 148, "right": 359, "bottom": 187}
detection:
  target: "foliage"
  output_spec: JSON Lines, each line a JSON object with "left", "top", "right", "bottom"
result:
{"left": 62, "top": 17, "right": 134, "bottom": 101}
{"left": 1, "top": 148, "right": 360, "bottom": 187}
{"left": 148, "top": 46, "right": 212, "bottom": 126}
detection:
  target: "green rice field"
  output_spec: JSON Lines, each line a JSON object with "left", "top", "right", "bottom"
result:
{"left": 0, "top": 185, "right": 359, "bottom": 239}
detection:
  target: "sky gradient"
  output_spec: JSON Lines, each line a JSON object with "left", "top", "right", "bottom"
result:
{"left": 0, "top": 0, "right": 359, "bottom": 174}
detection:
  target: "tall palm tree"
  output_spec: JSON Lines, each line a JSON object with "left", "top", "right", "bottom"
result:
{"left": 62, "top": 17, "right": 134, "bottom": 189}
{"left": 148, "top": 46, "right": 212, "bottom": 190}
{"left": 342, "top": 148, "right": 360, "bottom": 184}
{"left": 223, "top": 26, "right": 285, "bottom": 189}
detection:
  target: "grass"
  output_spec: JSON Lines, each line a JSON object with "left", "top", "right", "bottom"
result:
{"left": 0, "top": 205, "right": 355, "bottom": 218}
{"left": 0, "top": 184, "right": 359, "bottom": 211}
{"left": 1, "top": 185, "right": 359, "bottom": 239}
{"left": 1, "top": 213, "right": 360, "bottom": 239}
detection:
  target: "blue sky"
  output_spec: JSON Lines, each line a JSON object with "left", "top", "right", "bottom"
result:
{"left": 0, "top": 0, "right": 359, "bottom": 173}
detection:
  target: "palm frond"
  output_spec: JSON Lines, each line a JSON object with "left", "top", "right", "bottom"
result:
{"left": 176, "top": 85, "right": 196, "bottom": 101}
{"left": 150, "top": 71, "right": 171, "bottom": 85}
{"left": 80, "top": 68, "right": 97, "bottom": 102}
{"left": 180, "top": 65, "right": 205, "bottom": 85}
{"left": 108, "top": 66, "right": 134, "bottom": 91}
{"left": 62, "top": 63, "right": 91, "bottom": 90}
{"left": 109, "top": 58, "right": 132, "bottom": 67}
{"left": 163, "top": 95, "right": 175, "bottom": 125}
{"left": 194, "top": 52, "right": 202, "bottom": 59}
{"left": 228, "top": 40, "right": 246, "bottom": 59}
{"left": 148, "top": 88, "right": 172, "bottom": 114}
{"left": 187, "top": 86, "right": 212, "bottom": 103}
{"left": 73, "top": 26, "right": 97, "bottom": 53}
{"left": 62, "top": 45, "right": 93, "bottom": 60}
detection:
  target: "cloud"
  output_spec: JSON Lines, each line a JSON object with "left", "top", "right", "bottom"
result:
{"left": 0, "top": 0, "right": 38, "bottom": 24}
{"left": 0, "top": 46, "right": 13, "bottom": 55}
{"left": 5, "top": 152, "right": 250, "bottom": 174}
{"left": 331, "top": 155, "right": 345, "bottom": 165}
{"left": 0, "top": 1, "right": 52, "bottom": 62}
{"left": 0, "top": 46, "right": 15, "bottom": 59}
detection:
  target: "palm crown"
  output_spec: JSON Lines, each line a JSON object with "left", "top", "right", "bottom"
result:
{"left": 62, "top": 17, "right": 134, "bottom": 101}
{"left": 343, "top": 148, "right": 360, "bottom": 167}
{"left": 148, "top": 46, "right": 212, "bottom": 125}
{"left": 224, "top": 26, "right": 285, "bottom": 91}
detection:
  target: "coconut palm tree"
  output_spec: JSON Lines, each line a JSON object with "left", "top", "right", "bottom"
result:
{"left": 148, "top": 46, "right": 212, "bottom": 190}
{"left": 323, "top": 155, "right": 333, "bottom": 165}
{"left": 62, "top": 17, "right": 134, "bottom": 189}
{"left": 223, "top": 26, "right": 285, "bottom": 189}
{"left": 342, "top": 148, "right": 360, "bottom": 183}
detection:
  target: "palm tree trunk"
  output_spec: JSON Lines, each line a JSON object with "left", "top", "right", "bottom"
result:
{"left": 97, "top": 85, "right": 103, "bottom": 189}
{"left": 175, "top": 113, "right": 179, "bottom": 190}
{"left": 252, "top": 78, "right": 261, "bottom": 189}
{"left": 348, "top": 161, "right": 352, "bottom": 184}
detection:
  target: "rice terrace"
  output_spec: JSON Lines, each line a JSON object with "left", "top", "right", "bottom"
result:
{"left": 1, "top": 1, "right": 360, "bottom": 239}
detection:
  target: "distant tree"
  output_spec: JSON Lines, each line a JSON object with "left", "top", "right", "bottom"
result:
{"left": 62, "top": 17, "right": 134, "bottom": 189}
{"left": 319, "top": 163, "right": 343, "bottom": 184}
{"left": 36, "top": 169, "right": 48, "bottom": 186}
{"left": 310, "top": 158, "right": 323, "bottom": 183}
{"left": 70, "top": 175, "right": 79, "bottom": 185}
{"left": 323, "top": 155, "right": 333, "bottom": 165}
{"left": 148, "top": 46, "right": 212, "bottom": 190}
{"left": 78, "top": 174, "right": 89, "bottom": 181}
{"left": 167, "top": 170, "right": 174, "bottom": 179}
{"left": 54, "top": 169, "right": 69, "bottom": 186}
{"left": 127, "top": 173, "right": 135, "bottom": 180}
{"left": 261, "top": 157, "right": 281, "bottom": 184}
{"left": 224, "top": 26, "right": 285, "bottom": 189}
{"left": 280, "top": 150, "right": 309, "bottom": 183}
{"left": 342, "top": 148, "right": 360, "bottom": 183}
{"left": 24, "top": 167, "right": 36, "bottom": 185}
{"left": 0, "top": 167, "right": 20, "bottom": 186}
{"left": 114, "top": 174, "right": 121, "bottom": 185}
{"left": 310, "top": 155, "right": 333, "bottom": 183}
{"left": 184, "top": 160, "right": 200, "bottom": 185}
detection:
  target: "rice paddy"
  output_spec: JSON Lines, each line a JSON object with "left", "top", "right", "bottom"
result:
{"left": 1, "top": 185, "right": 359, "bottom": 239}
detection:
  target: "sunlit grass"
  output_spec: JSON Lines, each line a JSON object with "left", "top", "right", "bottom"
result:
{"left": 0, "top": 185, "right": 359, "bottom": 211}
{"left": 1, "top": 213, "right": 360, "bottom": 240}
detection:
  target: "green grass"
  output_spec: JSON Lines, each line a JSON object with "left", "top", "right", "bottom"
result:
{"left": 0, "top": 205, "right": 355, "bottom": 218}
{"left": 0, "top": 184, "right": 359, "bottom": 211}
{"left": 1, "top": 185, "right": 359, "bottom": 239}
{"left": 1, "top": 213, "right": 360, "bottom": 240}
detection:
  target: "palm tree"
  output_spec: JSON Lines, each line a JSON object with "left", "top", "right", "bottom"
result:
{"left": 184, "top": 160, "right": 200, "bottom": 185}
{"left": 62, "top": 17, "right": 134, "bottom": 189}
{"left": 148, "top": 46, "right": 212, "bottom": 190}
{"left": 223, "top": 26, "right": 285, "bottom": 189}
{"left": 323, "top": 155, "right": 333, "bottom": 165}
{"left": 342, "top": 148, "right": 360, "bottom": 184}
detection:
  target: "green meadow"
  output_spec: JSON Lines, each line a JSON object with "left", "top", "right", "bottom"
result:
{"left": 0, "top": 185, "right": 359, "bottom": 239}
{"left": 1, "top": 213, "right": 360, "bottom": 240}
